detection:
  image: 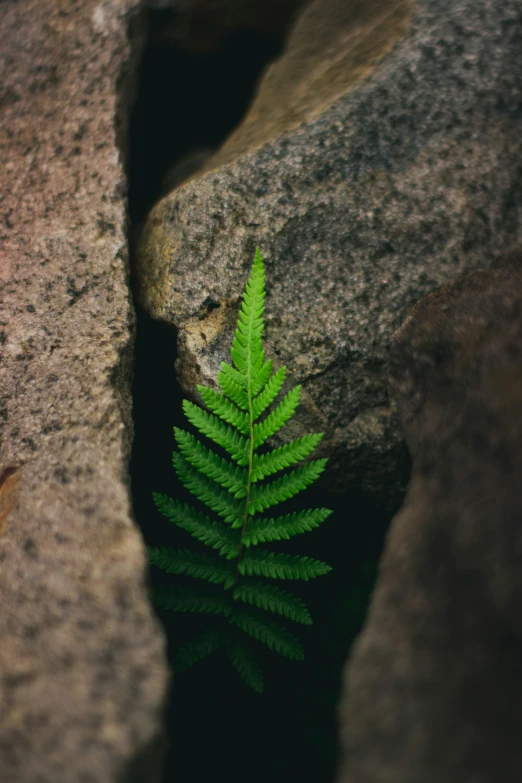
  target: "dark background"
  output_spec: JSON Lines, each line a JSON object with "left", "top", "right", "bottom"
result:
{"left": 128, "top": 9, "right": 400, "bottom": 781}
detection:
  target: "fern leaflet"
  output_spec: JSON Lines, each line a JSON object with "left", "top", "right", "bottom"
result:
{"left": 226, "top": 642, "right": 264, "bottom": 693}
{"left": 249, "top": 460, "right": 328, "bottom": 513}
{"left": 148, "top": 547, "right": 236, "bottom": 587}
{"left": 252, "top": 386, "right": 302, "bottom": 448}
{"left": 175, "top": 633, "right": 226, "bottom": 672}
{"left": 242, "top": 508, "right": 333, "bottom": 546}
{"left": 182, "top": 401, "right": 249, "bottom": 465}
{"left": 251, "top": 366, "right": 286, "bottom": 420}
{"left": 174, "top": 429, "right": 247, "bottom": 498}
{"left": 233, "top": 581, "right": 312, "bottom": 625}
{"left": 228, "top": 609, "right": 304, "bottom": 660}
{"left": 153, "top": 587, "right": 232, "bottom": 616}
{"left": 239, "top": 550, "right": 332, "bottom": 581}
{"left": 197, "top": 386, "right": 250, "bottom": 435}
{"left": 251, "top": 434, "right": 324, "bottom": 482}
{"left": 153, "top": 493, "right": 240, "bottom": 557}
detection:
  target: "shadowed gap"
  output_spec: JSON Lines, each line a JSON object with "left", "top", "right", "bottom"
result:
{"left": 126, "top": 8, "right": 402, "bottom": 783}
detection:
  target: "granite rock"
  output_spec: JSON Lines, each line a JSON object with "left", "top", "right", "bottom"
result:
{"left": 337, "top": 248, "right": 522, "bottom": 783}
{"left": 0, "top": 1, "right": 168, "bottom": 781}
{"left": 135, "top": 0, "right": 522, "bottom": 502}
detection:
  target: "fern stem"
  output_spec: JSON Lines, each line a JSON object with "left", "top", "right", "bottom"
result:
{"left": 237, "top": 374, "right": 255, "bottom": 569}
{"left": 235, "top": 261, "right": 263, "bottom": 579}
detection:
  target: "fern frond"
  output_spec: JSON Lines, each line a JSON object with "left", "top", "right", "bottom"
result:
{"left": 231, "top": 328, "right": 263, "bottom": 370}
{"left": 253, "top": 386, "right": 301, "bottom": 448}
{"left": 153, "top": 492, "right": 239, "bottom": 560}
{"left": 233, "top": 581, "right": 312, "bottom": 625}
{"left": 249, "top": 459, "right": 328, "bottom": 513}
{"left": 232, "top": 343, "right": 265, "bottom": 379}
{"left": 153, "top": 586, "right": 232, "bottom": 616}
{"left": 228, "top": 608, "right": 304, "bottom": 660}
{"left": 182, "top": 400, "right": 249, "bottom": 465}
{"left": 153, "top": 493, "right": 240, "bottom": 558}
{"left": 174, "top": 429, "right": 247, "bottom": 498}
{"left": 198, "top": 386, "right": 250, "bottom": 434}
{"left": 226, "top": 641, "right": 264, "bottom": 693}
{"left": 219, "top": 361, "right": 248, "bottom": 389}
{"left": 172, "top": 454, "right": 243, "bottom": 527}
{"left": 251, "top": 366, "right": 286, "bottom": 420}
{"left": 217, "top": 368, "right": 249, "bottom": 410}
{"left": 175, "top": 632, "right": 227, "bottom": 672}
{"left": 242, "top": 508, "right": 332, "bottom": 546}
{"left": 151, "top": 248, "right": 333, "bottom": 689}
{"left": 251, "top": 434, "right": 324, "bottom": 481}
{"left": 231, "top": 250, "right": 266, "bottom": 375}
{"left": 239, "top": 550, "right": 332, "bottom": 581}
{"left": 251, "top": 359, "right": 273, "bottom": 397}
{"left": 148, "top": 547, "right": 236, "bottom": 587}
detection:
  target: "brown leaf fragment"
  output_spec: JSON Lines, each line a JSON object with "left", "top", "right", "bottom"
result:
{"left": 0, "top": 466, "right": 21, "bottom": 540}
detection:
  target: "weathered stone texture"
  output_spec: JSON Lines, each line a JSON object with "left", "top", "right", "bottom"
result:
{"left": 337, "top": 248, "right": 522, "bottom": 783}
{"left": 136, "top": 0, "right": 522, "bottom": 502}
{"left": 0, "top": 1, "right": 168, "bottom": 781}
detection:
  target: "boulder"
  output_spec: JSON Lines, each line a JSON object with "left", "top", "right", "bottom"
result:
{"left": 135, "top": 0, "right": 522, "bottom": 502}
{"left": 336, "top": 248, "right": 522, "bottom": 782}
{"left": 0, "top": 1, "right": 168, "bottom": 781}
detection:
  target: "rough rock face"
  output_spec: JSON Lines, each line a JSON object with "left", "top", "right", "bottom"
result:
{"left": 135, "top": 0, "right": 522, "bottom": 502}
{"left": 0, "top": 2, "right": 168, "bottom": 781}
{"left": 336, "top": 248, "right": 522, "bottom": 783}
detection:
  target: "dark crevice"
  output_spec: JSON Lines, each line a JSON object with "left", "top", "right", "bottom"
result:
{"left": 125, "top": 6, "right": 401, "bottom": 783}
{"left": 128, "top": 8, "right": 285, "bottom": 226}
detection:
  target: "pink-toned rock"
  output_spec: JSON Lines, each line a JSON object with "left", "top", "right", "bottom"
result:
{"left": 337, "top": 249, "right": 522, "bottom": 782}
{"left": 0, "top": 1, "right": 168, "bottom": 781}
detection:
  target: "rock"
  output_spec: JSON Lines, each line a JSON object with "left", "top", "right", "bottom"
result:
{"left": 336, "top": 248, "right": 522, "bottom": 783}
{"left": 135, "top": 0, "right": 522, "bottom": 503}
{"left": 0, "top": 2, "right": 168, "bottom": 781}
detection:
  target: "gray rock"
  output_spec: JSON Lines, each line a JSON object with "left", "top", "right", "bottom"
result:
{"left": 0, "top": 1, "right": 168, "bottom": 781}
{"left": 136, "top": 0, "right": 522, "bottom": 503}
{"left": 336, "top": 248, "right": 522, "bottom": 783}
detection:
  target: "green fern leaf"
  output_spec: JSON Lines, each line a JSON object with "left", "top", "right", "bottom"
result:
{"left": 233, "top": 581, "right": 312, "bottom": 625}
{"left": 231, "top": 249, "right": 266, "bottom": 375}
{"left": 226, "top": 641, "right": 264, "bottom": 693}
{"left": 175, "top": 632, "right": 227, "bottom": 672}
{"left": 219, "top": 361, "right": 248, "bottom": 389}
{"left": 217, "top": 368, "right": 249, "bottom": 410}
{"left": 151, "top": 248, "right": 333, "bottom": 690}
{"left": 251, "top": 434, "right": 324, "bottom": 482}
{"left": 249, "top": 459, "right": 328, "bottom": 513}
{"left": 232, "top": 343, "right": 266, "bottom": 379}
{"left": 198, "top": 386, "right": 250, "bottom": 434}
{"left": 153, "top": 492, "right": 240, "bottom": 558}
{"left": 182, "top": 400, "right": 249, "bottom": 465}
{"left": 148, "top": 547, "right": 236, "bottom": 586}
{"left": 172, "top": 454, "right": 243, "bottom": 527}
{"left": 174, "top": 429, "right": 247, "bottom": 498}
{"left": 251, "top": 359, "right": 273, "bottom": 397}
{"left": 153, "top": 586, "right": 232, "bottom": 616}
{"left": 251, "top": 366, "right": 286, "bottom": 420}
{"left": 228, "top": 608, "right": 304, "bottom": 660}
{"left": 242, "top": 508, "right": 332, "bottom": 546}
{"left": 253, "top": 386, "right": 301, "bottom": 448}
{"left": 239, "top": 550, "right": 332, "bottom": 581}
